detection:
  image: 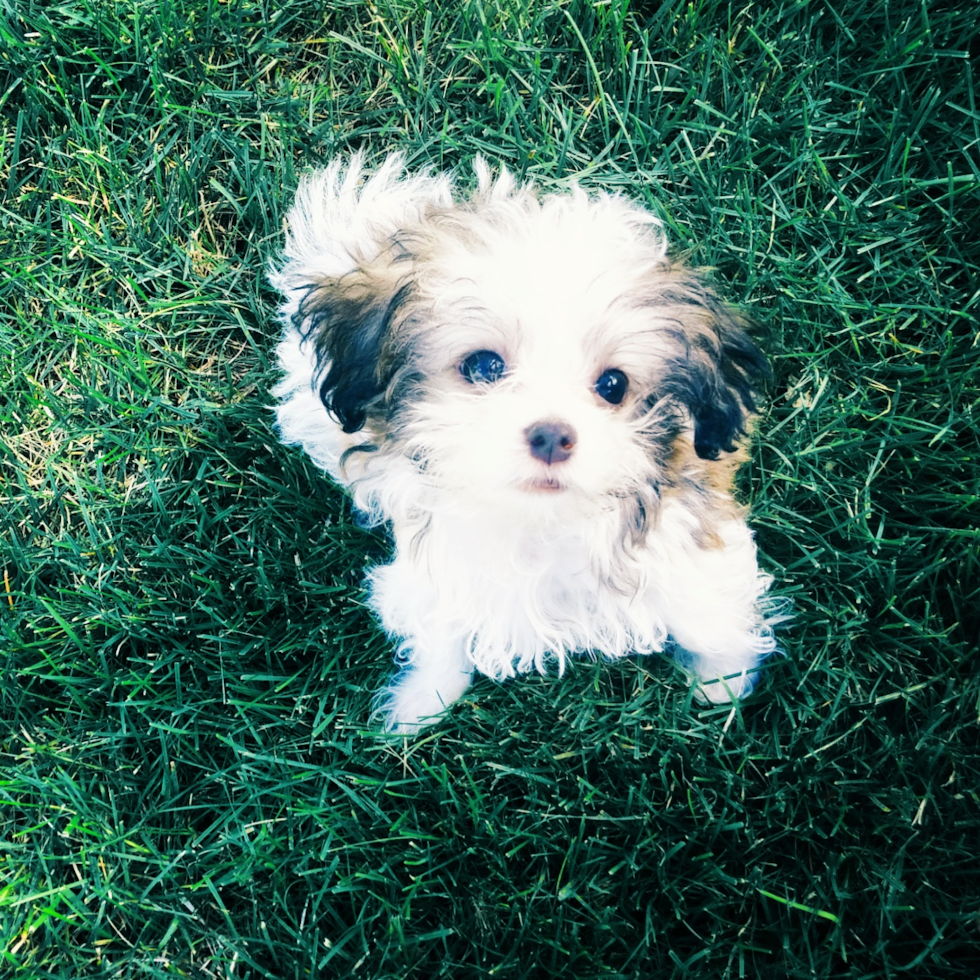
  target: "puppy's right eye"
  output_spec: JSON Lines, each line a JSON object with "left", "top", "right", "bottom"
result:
{"left": 460, "top": 350, "right": 506, "bottom": 384}
{"left": 595, "top": 368, "right": 628, "bottom": 404}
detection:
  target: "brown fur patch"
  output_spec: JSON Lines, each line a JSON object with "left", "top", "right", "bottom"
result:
{"left": 663, "top": 429, "right": 754, "bottom": 548}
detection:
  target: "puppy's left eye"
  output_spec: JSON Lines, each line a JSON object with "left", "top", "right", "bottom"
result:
{"left": 460, "top": 350, "right": 506, "bottom": 384}
{"left": 595, "top": 368, "right": 628, "bottom": 404}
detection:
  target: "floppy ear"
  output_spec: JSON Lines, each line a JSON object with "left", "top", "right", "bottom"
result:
{"left": 659, "top": 279, "right": 771, "bottom": 461}
{"left": 293, "top": 270, "right": 415, "bottom": 434}
{"left": 272, "top": 154, "right": 452, "bottom": 434}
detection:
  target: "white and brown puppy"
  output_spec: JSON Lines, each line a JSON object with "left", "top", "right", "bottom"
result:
{"left": 271, "top": 153, "right": 780, "bottom": 733}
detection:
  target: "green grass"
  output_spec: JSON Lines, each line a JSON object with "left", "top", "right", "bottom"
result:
{"left": 2, "top": 0, "right": 978, "bottom": 976}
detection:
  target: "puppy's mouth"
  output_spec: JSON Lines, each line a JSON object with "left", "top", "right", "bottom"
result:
{"left": 521, "top": 476, "right": 566, "bottom": 494}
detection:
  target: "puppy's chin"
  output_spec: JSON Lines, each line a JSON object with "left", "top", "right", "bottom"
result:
{"left": 441, "top": 463, "right": 616, "bottom": 517}
{"left": 508, "top": 475, "right": 576, "bottom": 513}
{"left": 449, "top": 469, "right": 614, "bottom": 527}
{"left": 520, "top": 475, "right": 565, "bottom": 494}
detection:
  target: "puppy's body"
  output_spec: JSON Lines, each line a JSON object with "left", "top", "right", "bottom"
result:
{"left": 272, "top": 154, "right": 778, "bottom": 732}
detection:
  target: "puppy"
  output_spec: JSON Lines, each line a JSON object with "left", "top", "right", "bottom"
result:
{"left": 271, "top": 153, "right": 779, "bottom": 733}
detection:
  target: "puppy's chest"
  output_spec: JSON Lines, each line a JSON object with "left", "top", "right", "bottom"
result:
{"left": 411, "top": 518, "right": 650, "bottom": 629}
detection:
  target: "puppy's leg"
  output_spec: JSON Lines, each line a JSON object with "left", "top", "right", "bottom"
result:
{"left": 376, "top": 639, "right": 475, "bottom": 734}
{"left": 368, "top": 561, "right": 475, "bottom": 733}
{"left": 657, "top": 512, "right": 776, "bottom": 703}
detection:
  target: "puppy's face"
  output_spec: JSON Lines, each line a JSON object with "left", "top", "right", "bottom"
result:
{"left": 294, "top": 175, "right": 767, "bottom": 520}
{"left": 400, "top": 225, "right": 679, "bottom": 513}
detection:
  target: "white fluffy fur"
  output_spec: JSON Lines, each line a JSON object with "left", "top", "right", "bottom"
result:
{"left": 271, "top": 152, "right": 780, "bottom": 733}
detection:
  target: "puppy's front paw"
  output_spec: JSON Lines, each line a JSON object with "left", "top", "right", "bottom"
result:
{"left": 672, "top": 640, "right": 767, "bottom": 705}
{"left": 692, "top": 669, "right": 758, "bottom": 704}
{"left": 375, "top": 664, "right": 474, "bottom": 735}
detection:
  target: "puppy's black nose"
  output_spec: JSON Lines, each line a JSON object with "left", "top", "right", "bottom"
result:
{"left": 524, "top": 421, "right": 577, "bottom": 464}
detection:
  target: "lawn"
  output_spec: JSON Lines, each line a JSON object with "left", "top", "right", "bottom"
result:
{"left": 1, "top": 0, "right": 978, "bottom": 977}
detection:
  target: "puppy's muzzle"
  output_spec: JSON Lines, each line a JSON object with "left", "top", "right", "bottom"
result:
{"left": 524, "top": 420, "right": 577, "bottom": 465}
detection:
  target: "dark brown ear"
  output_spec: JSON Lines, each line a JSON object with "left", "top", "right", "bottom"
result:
{"left": 293, "top": 272, "right": 414, "bottom": 434}
{"left": 656, "top": 278, "right": 770, "bottom": 460}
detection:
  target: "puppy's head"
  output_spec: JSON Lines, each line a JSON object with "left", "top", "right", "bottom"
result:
{"left": 280, "top": 156, "right": 768, "bottom": 522}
